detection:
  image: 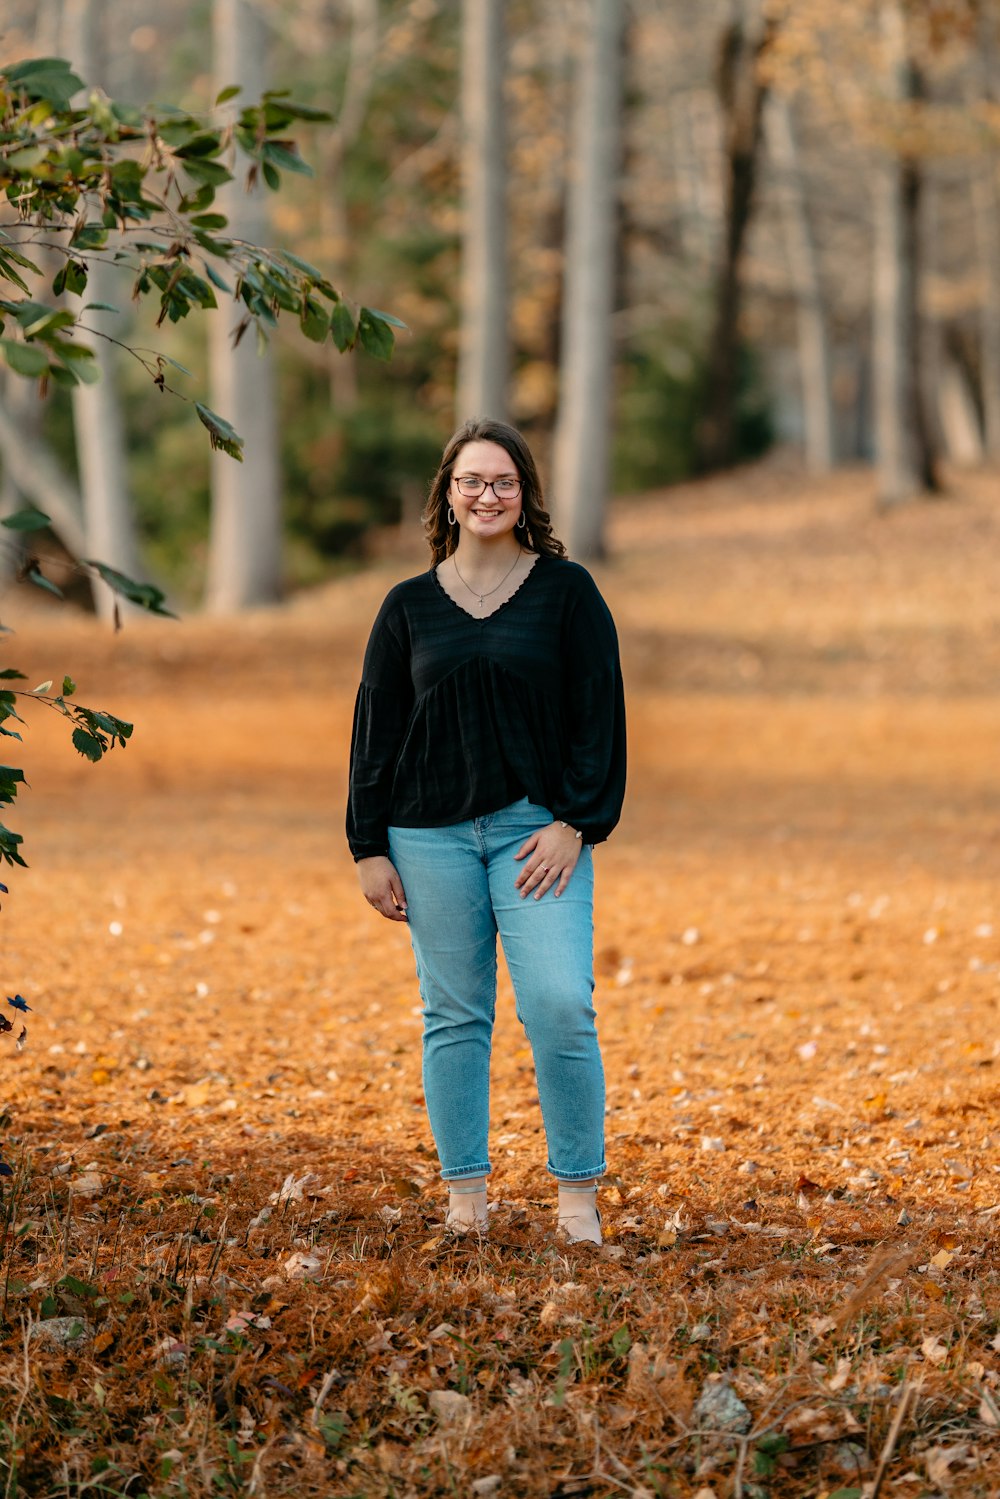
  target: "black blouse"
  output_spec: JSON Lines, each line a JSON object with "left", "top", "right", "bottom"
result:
{"left": 346, "top": 554, "right": 626, "bottom": 860}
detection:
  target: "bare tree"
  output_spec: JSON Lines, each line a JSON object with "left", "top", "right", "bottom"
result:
{"left": 872, "top": 0, "right": 938, "bottom": 504}
{"left": 551, "top": 0, "right": 623, "bottom": 561}
{"left": 766, "top": 94, "right": 835, "bottom": 471}
{"left": 205, "top": 0, "right": 282, "bottom": 612}
{"left": 456, "top": 0, "right": 509, "bottom": 423}
{"left": 693, "top": 0, "right": 775, "bottom": 471}
{"left": 62, "top": 0, "right": 143, "bottom": 616}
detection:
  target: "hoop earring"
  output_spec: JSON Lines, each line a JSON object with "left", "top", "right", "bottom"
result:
{"left": 516, "top": 512, "right": 526, "bottom": 530}
{"left": 447, "top": 507, "right": 456, "bottom": 525}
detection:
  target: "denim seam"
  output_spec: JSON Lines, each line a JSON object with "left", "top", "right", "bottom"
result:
{"left": 441, "top": 1164, "right": 491, "bottom": 1180}
{"left": 548, "top": 1161, "right": 607, "bottom": 1181}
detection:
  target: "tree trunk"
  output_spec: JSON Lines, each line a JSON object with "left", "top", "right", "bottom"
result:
{"left": 872, "top": 0, "right": 938, "bottom": 504}
{"left": 62, "top": 0, "right": 144, "bottom": 618}
{"left": 973, "top": 4, "right": 1000, "bottom": 458}
{"left": 455, "top": 0, "right": 509, "bottom": 424}
{"left": 551, "top": 0, "right": 623, "bottom": 561}
{"left": 936, "top": 352, "right": 983, "bottom": 466}
{"left": 973, "top": 162, "right": 1000, "bottom": 457}
{"left": 693, "top": 0, "right": 774, "bottom": 472}
{"left": 323, "top": 0, "right": 379, "bottom": 415}
{"left": 0, "top": 398, "right": 88, "bottom": 558}
{"left": 205, "top": 0, "right": 282, "bottom": 612}
{"left": 766, "top": 95, "right": 836, "bottom": 471}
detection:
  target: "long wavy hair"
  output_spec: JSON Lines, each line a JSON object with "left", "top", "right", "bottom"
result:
{"left": 422, "top": 417, "right": 567, "bottom": 565}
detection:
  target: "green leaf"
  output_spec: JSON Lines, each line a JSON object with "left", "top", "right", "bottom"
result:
{"left": 195, "top": 403, "right": 244, "bottom": 461}
{"left": 0, "top": 256, "right": 31, "bottom": 295}
{"left": 261, "top": 161, "right": 280, "bottom": 191}
{"left": 261, "top": 96, "right": 332, "bottom": 123}
{"left": 1, "top": 507, "right": 51, "bottom": 532}
{"left": 358, "top": 307, "right": 395, "bottom": 361}
{"left": 261, "top": 141, "right": 313, "bottom": 177}
{"left": 610, "top": 1324, "right": 632, "bottom": 1358}
{"left": 71, "top": 728, "right": 103, "bottom": 762}
{"left": 173, "top": 131, "right": 226, "bottom": 160}
{"left": 180, "top": 158, "right": 233, "bottom": 187}
{"left": 0, "top": 821, "right": 27, "bottom": 867}
{"left": 204, "top": 264, "right": 233, "bottom": 295}
{"left": 330, "top": 301, "right": 357, "bottom": 353}
{"left": 0, "top": 237, "right": 42, "bottom": 273}
{"left": 215, "top": 85, "right": 242, "bottom": 105}
{"left": 19, "top": 306, "right": 77, "bottom": 340}
{"left": 190, "top": 213, "right": 229, "bottom": 230}
{"left": 0, "top": 671, "right": 27, "bottom": 681}
{"left": 51, "top": 342, "right": 99, "bottom": 382}
{"left": 56, "top": 1273, "right": 100, "bottom": 1299}
{"left": 365, "top": 306, "right": 408, "bottom": 331}
{"left": 62, "top": 677, "right": 76, "bottom": 697}
{"left": 299, "top": 297, "right": 329, "bottom": 343}
{"left": 26, "top": 568, "right": 64, "bottom": 599}
{"left": 5, "top": 58, "right": 84, "bottom": 107}
{"left": 86, "top": 561, "right": 177, "bottom": 619}
{"left": 0, "top": 340, "right": 48, "bottom": 378}
{"left": 53, "top": 260, "right": 88, "bottom": 297}
{"left": 47, "top": 364, "right": 80, "bottom": 388}
{"left": 69, "top": 223, "right": 108, "bottom": 250}
{"left": 276, "top": 248, "right": 329, "bottom": 284}
{"left": 50, "top": 335, "right": 95, "bottom": 360}
{"left": 3, "top": 144, "right": 49, "bottom": 172}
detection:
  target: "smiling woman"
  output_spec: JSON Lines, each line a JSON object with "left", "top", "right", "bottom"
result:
{"left": 346, "top": 417, "right": 626, "bottom": 1246}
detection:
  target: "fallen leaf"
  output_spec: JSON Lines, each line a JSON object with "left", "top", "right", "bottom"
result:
{"left": 283, "top": 1251, "right": 322, "bottom": 1281}
{"left": 924, "top": 1444, "right": 972, "bottom": 1485}
{"left": 427, "top": 1389, "right": 471, "bottom": 1425}
{"left": 921, "top": 1335, "right": 950, "bottom": 1366}
{"left": 69, "top": 1172, "right": 103, "bottom": 1197}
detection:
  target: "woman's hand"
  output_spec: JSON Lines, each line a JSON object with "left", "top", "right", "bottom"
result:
{"left": 514, "top": 822, "right": 583, "bottom": 900}
{"left": 357, "top": 856, "right": 408, "bottom": 922}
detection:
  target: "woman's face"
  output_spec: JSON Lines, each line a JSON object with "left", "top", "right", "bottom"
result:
{"left": 449, "top": 440, "right": 523, "bottom": 543}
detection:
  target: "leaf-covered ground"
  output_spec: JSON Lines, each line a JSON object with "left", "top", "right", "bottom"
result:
{"left": 2, "top": 461, "right": 1000, "bottom": 1498}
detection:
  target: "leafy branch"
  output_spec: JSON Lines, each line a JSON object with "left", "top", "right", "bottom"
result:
{"left": 0, "top": 56, "right": 405, "bottom": 437}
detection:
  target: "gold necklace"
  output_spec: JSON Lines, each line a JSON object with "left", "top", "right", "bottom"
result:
{"left": 452, "top": 549, "right": 524, "bottom": 608}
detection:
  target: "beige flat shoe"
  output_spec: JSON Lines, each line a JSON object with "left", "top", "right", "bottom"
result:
{"left": 557, "top": 1184, "right": 602, "bottom": 1246}
{"left": 445, "top": 1181, "right": 489, "bottom": 1235}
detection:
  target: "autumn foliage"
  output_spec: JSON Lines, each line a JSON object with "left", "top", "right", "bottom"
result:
{"left": 2, "top": 463, "right": 1000, "bottom": 1495}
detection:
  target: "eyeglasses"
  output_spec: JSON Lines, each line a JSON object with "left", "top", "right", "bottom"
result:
{"left": 453, "top": 475, "right": 523, "bottom": 500}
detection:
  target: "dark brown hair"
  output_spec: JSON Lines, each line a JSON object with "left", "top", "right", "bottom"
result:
{"left": 422, "top": 417, "right": 567, "bottom": 565}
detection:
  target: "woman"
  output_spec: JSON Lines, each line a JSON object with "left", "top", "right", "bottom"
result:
{"left": 347, "top": 418, "right": 626, "bottom": 1244}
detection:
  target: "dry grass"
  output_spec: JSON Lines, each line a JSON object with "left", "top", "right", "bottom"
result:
{"left": 2, "top": 456, "right": 1000, "bottom": 1497}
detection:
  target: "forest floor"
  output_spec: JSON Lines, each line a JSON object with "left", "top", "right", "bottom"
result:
{"left": 2, "top": 457, "right": 1000, "bottom": 1498}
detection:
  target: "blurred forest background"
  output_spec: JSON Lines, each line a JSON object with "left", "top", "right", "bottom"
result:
{"left": 2, "top": 0, "right": 1000, "bottom": 610}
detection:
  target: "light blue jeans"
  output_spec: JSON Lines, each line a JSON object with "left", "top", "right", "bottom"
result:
{"left": 388, "top": 798, "right": 606, "bottom": 1182}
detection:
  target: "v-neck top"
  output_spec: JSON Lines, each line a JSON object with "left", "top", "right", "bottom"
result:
{"left": 346, "top": 554, "right": 626, "bottom": 859}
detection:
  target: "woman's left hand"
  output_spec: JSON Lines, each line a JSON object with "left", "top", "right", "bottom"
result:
{"left": 514, "top": 822, "right": 583, "bottom": 900}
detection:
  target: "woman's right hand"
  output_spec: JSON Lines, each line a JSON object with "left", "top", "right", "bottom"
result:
{"left": 357, "top": 856, "right": 408, "bottom": 922}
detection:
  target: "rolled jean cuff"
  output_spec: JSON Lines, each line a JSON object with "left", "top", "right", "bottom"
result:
{"left": 549, "top": 1160, "right": 606, "bottom": 1181}
{"left": 441, "top": 1163, "right": 491, "bottom": 1182}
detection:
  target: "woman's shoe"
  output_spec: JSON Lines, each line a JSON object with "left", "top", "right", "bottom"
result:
{"left": 557, "top": 1183, "right": 602, "bottom": 1246}
{"left": 445, "top": 1180, "right": 489, "bottom": 1235}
